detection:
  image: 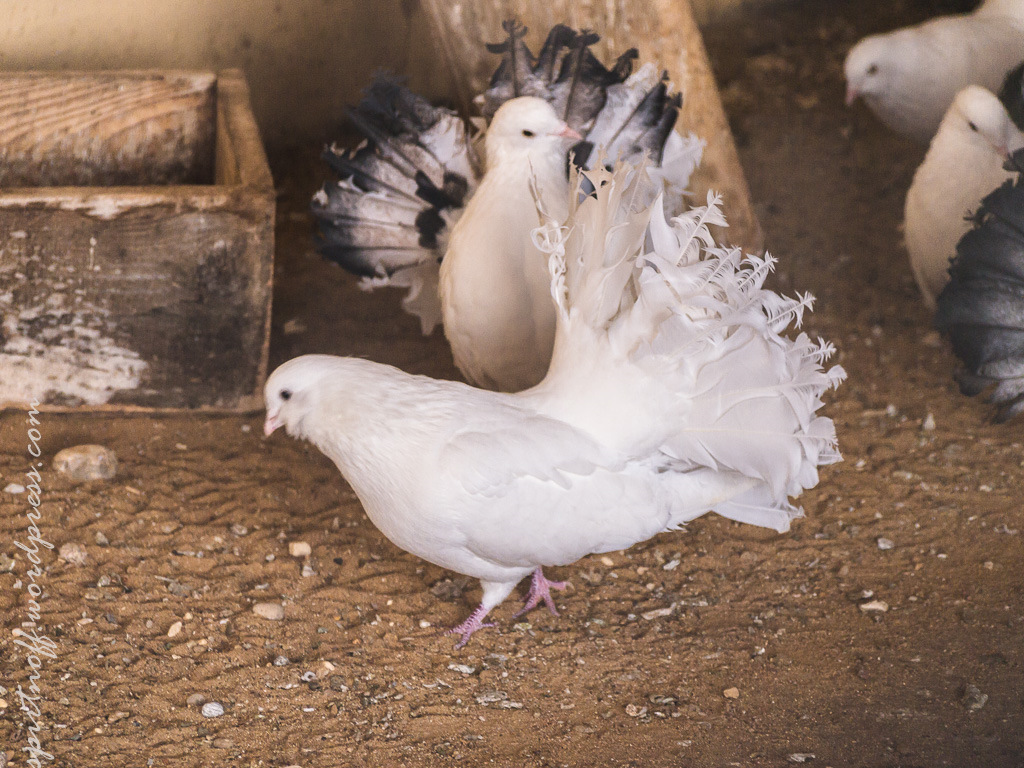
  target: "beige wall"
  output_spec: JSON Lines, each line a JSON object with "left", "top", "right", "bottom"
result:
{"left": 0, "top": 0, "right": 750, "bottom": 148}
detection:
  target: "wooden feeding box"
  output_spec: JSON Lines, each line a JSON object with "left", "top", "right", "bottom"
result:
{"left": 0, "top": 69, "right": 274, "bottom": 412}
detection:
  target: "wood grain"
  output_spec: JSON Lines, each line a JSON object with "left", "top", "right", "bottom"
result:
{"left": 417, "top": 0, "right": 763, "bottom": 251}
{"left": 0, "top": 71, "right": 216, "bottom": 187}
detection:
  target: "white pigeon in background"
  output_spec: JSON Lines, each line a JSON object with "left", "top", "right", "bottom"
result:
{"left": 267, "top": 162, "right": 845, "bottom": 649}
{"left": 312, "top": 21, "right": 704, "bottom": 392}
{"left": 844, "top": 0, "right": 1024, "bottom": 142}
{"left": 905, "top": 85, "right": 1024, "bottom": 307}
{"left": 439, "top": 97, "right": 581, "bottom": 391}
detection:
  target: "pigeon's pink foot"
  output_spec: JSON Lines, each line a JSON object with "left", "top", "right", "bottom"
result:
{"left": 513, "top": 567, "right": 568, "bottom": 619}
{"left": 445, "top": 604, "right": 496, "bottom": 649}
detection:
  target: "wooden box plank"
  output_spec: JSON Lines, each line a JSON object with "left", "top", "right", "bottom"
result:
{"left": 0, "top": 69, "right": 274, "bottom": 412}
{"left": 418, "top": 0, "right": 762, "bottom": 252}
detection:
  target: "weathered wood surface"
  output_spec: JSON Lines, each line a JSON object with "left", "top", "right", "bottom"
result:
{"left": 418, "top": 0, "right": 763, "bottom": 251}
{"left": 0, "top": 70, "right": 274, "bottom": 413}
{"left": 0, "top": 71, "right": 216, "bottom": 188}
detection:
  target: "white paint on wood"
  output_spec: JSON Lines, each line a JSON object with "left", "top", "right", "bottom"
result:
{"left": 58, "top": 196, "right": 144, "bottom": 220}
{"left": 0, "top": 295, "right": 148, "bottom": 406}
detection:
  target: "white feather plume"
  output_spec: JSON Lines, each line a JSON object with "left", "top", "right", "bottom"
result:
{"left": 528, "top": 162, "right": 845, "bottom": 530}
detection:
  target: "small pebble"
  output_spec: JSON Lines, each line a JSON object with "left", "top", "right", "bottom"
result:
{"left": 300, "top": 671, "right": 317, "bottom": 682}
{"left": 273, "top": 655, "right": 290, "bottom": 667}
{"left": 94, "top": 531, "right": 109, "bottom": 547}
{"left": 723, "top": 687, "right": 740, "bottom": 699}
{"left": 186, "top": 693, "right": 206, "bottom": 707}
{"left": 0, "top": 698, "right": 8, "bottom": 709}
{"left": 859, "top": 599, "right": 889, "bottom": 613}
{"left": 3, "top": 483, "right": 25, "bottom": 494}
{"left": 921, "top": 413, "right": 936, "bottom": 431}
{"left": 212, "top": 738, "right": 234, "bottom": 749}
{"left": 52, "top": 445, "right": 118, "bottom": 482}
{"left": 230, "top": 523, "right": 249, "bottom": 537}
{"left": 107, "top": 711, "right": 129, "bottom": 723}
{"left": 876, "top": 537, "right": 894, "bottom": 550}
{"left": 58, "top": 542, "right": 88, "bottom": 566}
{"left": 448, "top": 663, "right": 475, "bottom": 675}
{"left": 641, "top": 605, "right": 674, "bottom": 620}
{"left": 167, "top": 621, "right": 183, "bottom": 638}
{"left": 961, "top": 683, "right": 988, "bottom": 712}
{"left": 625, "top": 703, "right": 647, "bottom": 717}
{"left": 329, "top": 676, "right": 348, "bottom": 692}
{"left": 201, "top": 702, "right": 224, "bottom": 718}
{"left": 600, "top": 556, "right": 615, "bottom": 566}
{"left": 253, "top": 602, "right": 284, "bottom": 621}
{"left": 289, "top": 541, "right": 312, "bottom": 558}
{"left": 788, "top": 754, "right": 816, "bottom": 764}
{"left": 301, "top": 563, "right": 315, "bottom": 578}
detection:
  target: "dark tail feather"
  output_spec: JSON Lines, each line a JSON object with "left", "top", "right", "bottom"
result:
{"left": 479, "top": 21, "right": 634, "bottom": 133}
{"left": 551, "top": 32, "right": 634, "bottom": 132}
{"left": 482, "top": 20, "right": 537, "bottom": 116}
{"left": 595, "top": 75, "right": 681, "bottom": 166}
{"left": 936, "top": 146, "right": 1024, "bottom": 420}
{"left": 312, "top": 76, "right": 478, "bottom": 333}
{"left": 998, "top": 60, "right": 1024, "bottom": 134}
{"left": 535, "top": 24, "right": 578, "bottom": 84}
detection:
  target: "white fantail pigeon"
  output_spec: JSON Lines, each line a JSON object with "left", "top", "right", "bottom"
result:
{"left": 904, "top": 85, "right": 1024, "bottom": 307}
{"left": 936, "top": 147, "right": 1024, "bottom": 422}
{"left": 311, "top": 21, "right": 704, "bottom": 391}
{"left": 844, "top": 0, "right": 1024, "bottom": 143}
{"left": 268, "top": 162, "right": 845, "bottom": 648}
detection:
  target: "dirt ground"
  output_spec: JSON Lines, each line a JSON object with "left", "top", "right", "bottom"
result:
{"left": 2, "top": 0, "right": 1023, "bottom": 765}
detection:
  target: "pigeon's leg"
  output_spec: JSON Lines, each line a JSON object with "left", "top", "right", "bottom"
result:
{"left": 513, "top": 567, "right": 568, "bottom": 619}
{"left": 446, "top": 579, "right": 517, "bottom": 649}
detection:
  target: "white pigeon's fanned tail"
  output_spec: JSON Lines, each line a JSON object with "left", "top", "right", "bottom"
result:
{"left": 530, "top": 162, "right": 845, "bottom": 530}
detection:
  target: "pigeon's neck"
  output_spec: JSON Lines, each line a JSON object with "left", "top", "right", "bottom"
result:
{"left": 486, "top": 144, "right": 567, "bottom": 183}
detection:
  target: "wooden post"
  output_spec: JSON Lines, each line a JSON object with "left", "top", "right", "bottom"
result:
{"left": 417, "top": 0, "right": 762, "bottom": 252}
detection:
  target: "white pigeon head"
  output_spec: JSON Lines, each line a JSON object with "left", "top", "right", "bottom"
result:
{"left": 942, "top": 85, "right": 1024, "bottom": 159}
{"left": 264, "top": 355, "right": 333, "bottom": 439}
{"left": 485, "top": 97, "right": 583, "bottom": 167}
{"left": 844, "top": 33, "right": 901, "bottom": 107}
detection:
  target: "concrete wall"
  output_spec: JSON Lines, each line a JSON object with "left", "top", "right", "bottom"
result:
{"left": 0, "top": 0, "right": 751, "bottom": 148}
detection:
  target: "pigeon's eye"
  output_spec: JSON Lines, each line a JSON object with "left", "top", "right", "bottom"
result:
{"left": 521, "top": 129, "right": 535, "bottom": 138}
{"left": 280, "top": 389, "right": 292, "bottom": 401}
{"left": 866, "top": 64, "right": 878, "bottom": 76}
{"left": 968, "top": 121, "right": 979, "bottom": 132}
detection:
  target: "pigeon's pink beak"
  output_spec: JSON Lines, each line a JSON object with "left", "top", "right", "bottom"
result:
{"left": 844, "top": 86, "right": 859, "bottom": 107}
{"left": 552, "top": 122, "right": 583, "bottom": 141}
{"left": 264, "top": 410, "right": 282, "bottom": 437}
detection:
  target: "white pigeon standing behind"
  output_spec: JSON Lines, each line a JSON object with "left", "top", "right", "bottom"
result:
{"left": 905, "top": 86, "right": 1024, "bottom": 307}
{"left": 844, "top": 0, "right": 1024, "bottom": 142}
{"left": 439, "top": 97, "right": 581, "bottom": 392}
{"left": 265, "top": 162, "right": 845, "bottom": 649}
{"left": 312, "top": 23, "right": 704, "bottom": 393}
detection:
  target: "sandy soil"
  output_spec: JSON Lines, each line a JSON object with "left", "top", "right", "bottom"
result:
{"left": 2, "top": 1, "right": 1023, "bottom": 766}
